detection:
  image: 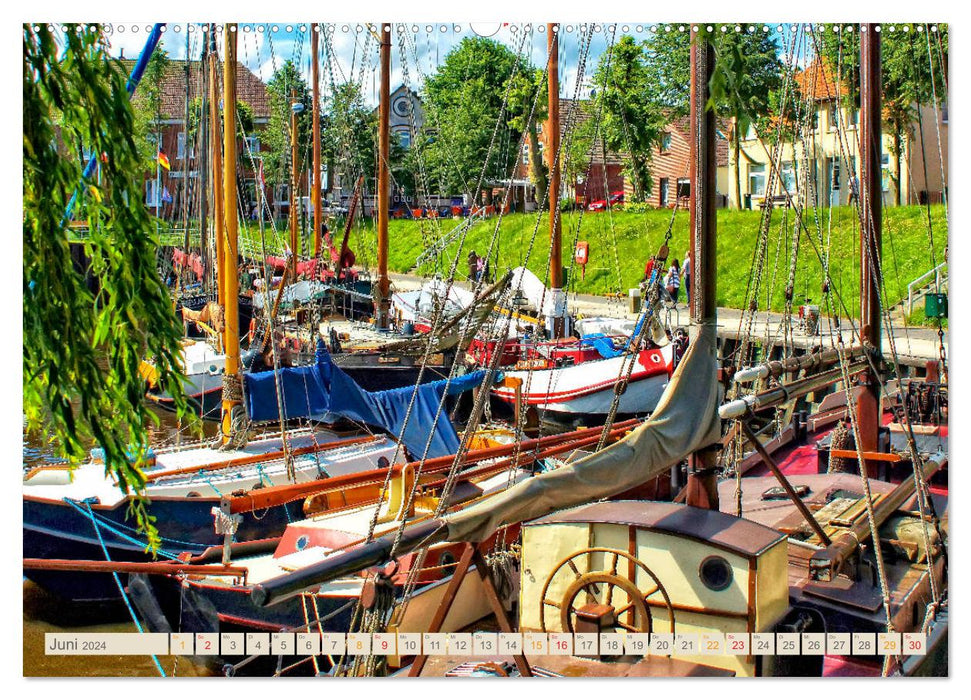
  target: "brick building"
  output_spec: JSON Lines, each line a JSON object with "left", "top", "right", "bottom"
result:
{"left": 128, "top": 58, "right": 271, "bottom": 221}
{"left": 512, "top": 98, "right": 729, "bottom": 209}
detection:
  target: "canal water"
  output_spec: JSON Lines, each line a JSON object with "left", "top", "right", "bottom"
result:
{"left": 23, "top": 408, "right": 220, "bottom": 677}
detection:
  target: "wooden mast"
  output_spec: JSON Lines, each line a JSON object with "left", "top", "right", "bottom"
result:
{"left": 858, "top": 23, "right": 883, "bottom": 453}
{"left": 547, "top": 23, "right": 564, "bottom": 338}
{"left": 208, "top": 24, "right": 225, "bottom": 330}
{"left": 375, "top": 22, "right": 391, "bottom": 329}
{"left": 686, "top": 28, "right": 720, "bottom": 511}
{"left": 311, "top": 25, "right": 323, "bottom": 259}
{"left": 289, "top": 88, "right": 302, "bottom": 264}
{"left": 220, "top": 23, "right": 242, "bottom": 442}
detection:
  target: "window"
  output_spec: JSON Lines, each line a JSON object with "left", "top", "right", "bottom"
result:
{"left": 941, "top": 102, "right": 948, "bottom": 124}
{"left": 849, "top": 109, "right": 859, "bottom": 128}
{"left": 676, "top": 178, "right": 690, "bottom": 199}
{"left": 881, "top": 153, "right": 891, "bottom": 193}
{"left": 659, "top": 177, "right": 669, "bottom": 207}
{"left": 274, "top": 183, "right": 290, "bottom": 205}
{"left": 660, "top": 132, "right": 672, "bottom": 152}
{"left": 145, "top": 179, "right": 159, "bottom": 207}
{"left": 177, "top": 132, "right": 187, "bottom": 160}
{"left": 396, "top": 129, "right": 411, "bottom": 149}
{"left": 829, "top": 104, "right": 840, "bottom": 131}
{"left": 522, "top": 142, "right": 530, "bottom": 165}
{"left": 245, "top": 136, "right": 260, "bottom": 154}
{"left": 749, "top": 164, "right": 766, "bottom": 196}
{"left": 780, "top": 161, "right": 796, "bottom": 194}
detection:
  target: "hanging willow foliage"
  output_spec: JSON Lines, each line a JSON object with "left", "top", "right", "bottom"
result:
{"left": 23, "top": 24, "right": 194, "bottom": 551}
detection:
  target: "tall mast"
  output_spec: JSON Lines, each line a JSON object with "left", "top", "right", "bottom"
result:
{"left": 311, "top": 25, "right": 323, "bottom": 259}
{"left": 208, "top": 25, "right": 225, "bottom": 323}
{"left": 199, "top": 35, "right": 210, "bottom": 294}
{"left": 858, "top": 23, "right": 883, "bottom": 452}
{"left": 289, "top": 88, "right": 302, "bottom": 263}
{"left": 547, "top": 23, "right": 564, "bottom": 338}
{"left": 221, "top": 23, "right": 242, "bottom": 443}
{"left": 686, "top": 29, "right": 720, "bottom": 511}
{"left": 375, "top": 22, "right": 391, "bottom": 329}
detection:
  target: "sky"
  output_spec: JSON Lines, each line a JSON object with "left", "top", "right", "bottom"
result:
{"left": 88, "top": 22, "right": 795, "bottom": 107}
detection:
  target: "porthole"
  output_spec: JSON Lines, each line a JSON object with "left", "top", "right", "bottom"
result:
{"left": 439, "top": 550, "right": 457, "bottom": 570}
{"left": 295, "top": 534, "right": 310, "bottom": 551}
{"left": 699, "top": 555, "right": 733, "bottom": 591}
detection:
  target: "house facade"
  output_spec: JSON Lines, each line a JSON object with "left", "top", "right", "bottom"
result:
{"left": 511, "top": 99, "right": 729, "bottom": 210}
{"left": 130, "top": 58, "right": 272, "bottom": 222}
{"left": 727, "top": 58, "right": 948, "bottom": 210}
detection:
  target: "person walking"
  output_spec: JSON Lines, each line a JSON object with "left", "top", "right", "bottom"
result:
{"left": 467, "top": 250, "right": 478, "bottom": 282}
{"left": 641, "top": 256, "right": 655, "bottom": 285}
{"left": 683, "top": 251, "right": 691, "bottom": 298}
{"left": 665, "top": 259, "right": 682, "bottom": 303}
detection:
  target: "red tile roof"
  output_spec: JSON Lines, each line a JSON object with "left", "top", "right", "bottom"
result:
{"left": 124, "top": 60, "right": 270, "bottom": 120}
{"left": 794, "top": 58, "right": 847, "bottom": 102}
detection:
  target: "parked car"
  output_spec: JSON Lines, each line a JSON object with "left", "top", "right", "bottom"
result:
{"left": 586, "top": 190, "right": 625, "bottom": 212}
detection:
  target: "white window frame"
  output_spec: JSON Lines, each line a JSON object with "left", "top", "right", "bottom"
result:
{"left": 749, "top": 163, "right": 766, "bottom": 196}
{"left": 245, "top": 135, "right": 260, "bottom": 155}
{"left": 780, "top": 161, "right": 796, "bottom": 195}
{"left": 145, "top": 179, "right": 160, "bottom": 207}
{"left": 659, "top": 177, "right": 669, "bottom": 207}
{"left": 660, "top": 132, "right": 672, "bottom": 152}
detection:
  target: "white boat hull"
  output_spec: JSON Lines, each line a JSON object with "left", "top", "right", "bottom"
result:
{"left": 492, "top": 346, "right": 673, "bottom": 416}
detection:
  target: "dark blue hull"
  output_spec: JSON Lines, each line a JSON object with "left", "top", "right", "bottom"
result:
{"left": 23, "top": 495, "right": 299, "bottom": 603}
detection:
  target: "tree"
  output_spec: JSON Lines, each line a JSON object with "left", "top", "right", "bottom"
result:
{"left": 321, "top": 81, "right": 378, "bottom": 192}
{"left": 263, "top": 60, "right": 312, "bottom": 190}
{"left": 24, "top": 25, "right": 191, "bottom": 550}
{"left": 708, "top": 27, "right": 784, "bottom": 209}
{"left": 818, "top": 24, "right": 949, "bottom": 206}
{"left": 643, "top": 26, "right": 784, "bottom": 209}
{"left": 590, "top": 35, "right": 666, "bottom": 202}
{"left": 419, "top": 37, "right": 531, "bottom": 200}
{"left": 506, "top": 67, "right": 549, "bottom": 207}
{"left": 131, "top": 48, "right": 170, "bottom": 172}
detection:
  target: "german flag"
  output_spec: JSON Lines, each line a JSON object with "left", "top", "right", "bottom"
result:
{"left": 157, "top": 150, "right": 171, "bottom": 171}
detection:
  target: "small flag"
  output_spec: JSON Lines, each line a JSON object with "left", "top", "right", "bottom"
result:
{"left": 161, "top": 186, "right": 173, "bottom": 204}
{"left": 157, "top": 150, "right": 171, "bottom": 170}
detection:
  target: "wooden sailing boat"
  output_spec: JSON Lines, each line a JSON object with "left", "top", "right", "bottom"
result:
{"left": 231, "top": 26, "right": 945, "bottom": 678}
{"left": 22, "top": 24, "right": 403, "bottom": 603}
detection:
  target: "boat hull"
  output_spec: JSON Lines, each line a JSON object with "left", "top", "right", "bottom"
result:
{"left": 22, "top": 495, "right": 299, "bottom": 603}
{"left": 492, "top": 347, "right": 672, "bottom": 418}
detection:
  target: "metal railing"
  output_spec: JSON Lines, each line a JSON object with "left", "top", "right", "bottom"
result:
{"left": 907, "top": 262, "right": 948, "bottom": 314}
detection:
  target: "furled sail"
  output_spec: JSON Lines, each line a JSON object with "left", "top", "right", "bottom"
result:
{"left": 442, "top": 322, "right": 722, "bottom": 543}
{"left": 377, "top": 271, "right": 512, "bottom": 356}
{"left": 250, "top": 323, "right": 721, "bottom": 607}
{"left": 243, "top": 342, "right": 489, "bottom": 459}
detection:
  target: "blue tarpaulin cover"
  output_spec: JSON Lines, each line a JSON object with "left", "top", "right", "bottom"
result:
{"left": 580, "top": 312, "right": 649, "bottom": 359}
{"left": 243, "top": 342, "right": 490, "bottom": 459}
{"left": 579, "top": 333, "right": 624, "bottom": 359}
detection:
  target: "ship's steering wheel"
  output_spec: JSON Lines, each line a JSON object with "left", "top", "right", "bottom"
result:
{"left": 539, "top": 547, "right": 676, "bottom": 635}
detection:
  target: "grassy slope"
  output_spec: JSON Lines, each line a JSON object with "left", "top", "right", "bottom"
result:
{"left": 173, "top": 204, "right": 946, "bottom": 316}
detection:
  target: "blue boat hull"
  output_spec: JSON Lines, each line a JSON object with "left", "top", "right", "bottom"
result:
{"left": 23, "top": 495, "right": 300, "bottom": 603}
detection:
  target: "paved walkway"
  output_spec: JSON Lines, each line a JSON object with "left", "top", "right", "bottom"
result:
{"left": 388, "top": 272, "right": 947, "bottom": 367}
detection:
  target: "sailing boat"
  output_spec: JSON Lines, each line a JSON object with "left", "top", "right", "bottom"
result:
{"left": 231, "top": 26, "right": 945, "bottom": 678}
{"left": 23, "top": 25, "right": 415, "bottom": 603}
